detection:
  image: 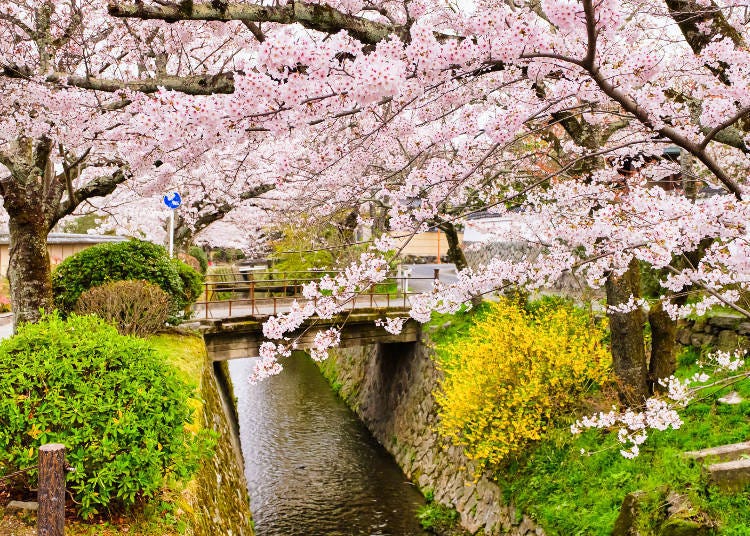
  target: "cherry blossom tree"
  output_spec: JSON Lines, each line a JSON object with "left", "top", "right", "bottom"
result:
{"left": 0, "top": 0, "right": 274, "bottom": 324}
{"left": 4, "top": 0, "right": 750, "bottom": 404}
{"left": 105, "top": 0, "right": 750, "bottom": 397}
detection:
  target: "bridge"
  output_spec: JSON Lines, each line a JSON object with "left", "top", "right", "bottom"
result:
{"left": 193, "top": 271, "right": 432, "bottom": 361}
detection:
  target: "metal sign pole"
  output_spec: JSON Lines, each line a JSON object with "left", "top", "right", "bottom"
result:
{"left": 169, "top": 209, "right": 174, "bottom": 258}
{"left": 163, "top": 192, "right": 181, "bottom": 258}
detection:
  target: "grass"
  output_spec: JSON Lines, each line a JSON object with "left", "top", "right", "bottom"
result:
{"left": 496, "top": 377, "right": 750, "bottom": 535}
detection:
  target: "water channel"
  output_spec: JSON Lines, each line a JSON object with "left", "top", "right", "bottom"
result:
{"left": 228, "top": 353, "right": 428, "bottom": 536}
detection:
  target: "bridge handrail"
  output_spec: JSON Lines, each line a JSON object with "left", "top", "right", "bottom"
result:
{"left": 194, "top": 272, "right": 438, "bottom": 318}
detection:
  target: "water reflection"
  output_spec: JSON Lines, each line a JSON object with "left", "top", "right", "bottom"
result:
{"left": 228, "top": 353, "right": 427, "bottom": 536}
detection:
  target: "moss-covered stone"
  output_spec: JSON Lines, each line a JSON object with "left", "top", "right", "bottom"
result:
{"left": 189, "top": 358, "right": 254, "bottom": 536}
{"left": 659, "top": 518, "right": 714, "bottom": 536}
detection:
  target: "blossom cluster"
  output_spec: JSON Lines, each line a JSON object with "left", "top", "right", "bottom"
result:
{"left": 573, "top": 350, "right": 748, "bottom": 458}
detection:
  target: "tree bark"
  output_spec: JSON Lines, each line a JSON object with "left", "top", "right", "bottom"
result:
{"left": 606, "top": 259, "right": 649, "bottom": 406}
{"left": 648, "top": 300, "right": 678, "bottom": 393}
{"left": 37, "top": 443, "right": 66, "bottom": 536}
{"left": 7, "top": 213, "right": 54, "bottom": 328}
{"left": 437, "top": 221, "right": 467, "bottom": 271}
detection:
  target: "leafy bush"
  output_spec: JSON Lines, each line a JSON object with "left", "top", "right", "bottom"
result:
{"left": 174, "top": 259, "right": 204, "bottom": 307}
{"left": 52, "top": 239, "right": 203, "bottom": 318}
{"left": 0, "top": 313, "right": 213, "bottom": 518}
{"left": 188, "top": 246, "right": 209, "bottom": 274}
{"left": 178, "top": 252, "right": 202, "bottom": 274}
{"left": 75, "top": 280, "right": 171, "bottom": 337}
{"left": 434, "top": 298, "right": 610, "bottom": 470}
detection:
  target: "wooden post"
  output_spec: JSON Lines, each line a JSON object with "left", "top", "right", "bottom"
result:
{"left": 38, "top": 443, "right": 65, "bottom": 536}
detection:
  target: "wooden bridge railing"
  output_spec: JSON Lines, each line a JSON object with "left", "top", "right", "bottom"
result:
{"left": 194, "top": 270, "right": 436, "bottom": 318}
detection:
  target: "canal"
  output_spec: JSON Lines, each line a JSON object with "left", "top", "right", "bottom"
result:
{"left": 228, "top": 353, "right": 428, "bottom": 536}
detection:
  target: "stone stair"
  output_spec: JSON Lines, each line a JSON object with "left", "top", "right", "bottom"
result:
{"left": 685, "top": 441, "right": 750, "bottom": 490}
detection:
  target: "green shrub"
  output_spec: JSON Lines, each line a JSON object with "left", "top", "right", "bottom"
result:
{"left": 174, "top": 258, "right": 203, "bottom": 307}
{"left": 188, "top": 247, "right": 209, "bottom": 274}
{"left": 52, "top": 239, "right": 203, "bottom": 319}
{"left": 0, "top": 313, "right": 213, "bottom": 518}
{"left": 417, "top": 502, "right": 460, "bottom": 533}
{"left": 75, "top": 280, "right": 172, "bottom": 337}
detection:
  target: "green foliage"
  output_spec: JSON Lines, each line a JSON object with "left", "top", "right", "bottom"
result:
{"left": 188, "top": 246, "right": 209, "bottom": 274}
{"left": 52, "top": 239, "right": 203, "bottom": 319}
{"left": 433, "top": 298, "right": 611, "bottom": 470}
{"left": 270, "top": 223, "right": 336, "bottom": 273}
{"left": 75, "top": 280, "right": 172, "bottom": 337}
{"left": 498, "top": 344, "right": 750, "bottom": 534}
{"left": 210, "top": 247, "right": 245, "bottom": 263}
{"left": 417, "top": 502, "right": 460, "bottom": 533}
{"left": 272, "top": 247, "right": 334, "bottom": 274}
{"left": 0, "top": 313, "right": 214, "bottom": 519}
{"left": 62, "top": 213, "right": 105, "bottom": 235}
{"left": 174, "top": 259, "right": 203, "bottom": 307}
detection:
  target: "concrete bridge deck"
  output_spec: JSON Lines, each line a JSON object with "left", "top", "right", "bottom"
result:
{"left": 199, "top": 308, "right": 420, "bottom": 361}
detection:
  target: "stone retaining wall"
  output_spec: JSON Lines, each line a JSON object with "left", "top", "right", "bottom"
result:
{"left": 676, "top": 315, "right": 750, "bottom": 352}
{"left": 323, "top": 338, "right": 543, "bottom": 536}
{"left": 190, "top": 358, "right": 254, "bottom": 536}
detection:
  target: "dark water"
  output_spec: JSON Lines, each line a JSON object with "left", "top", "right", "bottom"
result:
{"left": 228, "top": 354, "right": 428, "bottom": 536}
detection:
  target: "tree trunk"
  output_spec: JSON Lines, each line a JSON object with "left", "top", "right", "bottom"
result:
{"left": 7, "top": 216, "right": 54, "bottom": 328}
{"left": 648, "top": 300, "right": 678, "bottom": 393}
{"left": 606, "top": 259, "right": 649, "bottom": 406}
{"left": 438, "top": 221, "right": 468, "bottom": 271}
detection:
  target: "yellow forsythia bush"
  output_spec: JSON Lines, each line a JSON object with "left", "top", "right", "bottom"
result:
{"left": 435, "top": 298, "right": 610, "bottom": 469}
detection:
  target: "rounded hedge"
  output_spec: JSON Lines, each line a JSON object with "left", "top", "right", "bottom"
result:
{"left": 52, "top": 239, "right": 203, "bottom": 317}
{"left": 0, "top": 313, "right": 213, "bottom": 518}
{"left": 75, "top": 280, "right": 172, "bottom": 337}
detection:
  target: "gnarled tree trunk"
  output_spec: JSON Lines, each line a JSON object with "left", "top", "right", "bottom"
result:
{"left": 4, "top": 183, "right": 55, "bottom": 329}
{"left": 606, "top": 259, "right": 649, "bottom": 405}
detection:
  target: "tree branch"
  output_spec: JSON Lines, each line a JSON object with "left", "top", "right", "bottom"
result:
{"left": 108, "top": 0, "right": 405, "bottom": 45}
{"left": 54, "top": 168, "right": 129, "bottom": 224}
{"left": 665, "top": 0, "right": 746, "bottom": 85}
{"left": 1, "top": 64, "right": 235, "bottom": 95}
{"left": 700, "top": 106, "right": 750, "bottom": 149}
{"left": 242, "top": 20, "right": 266, "bottom": 43}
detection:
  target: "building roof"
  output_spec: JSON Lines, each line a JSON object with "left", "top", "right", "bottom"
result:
{"left": 0, "top": 233, "right": 128, "bottom": 245}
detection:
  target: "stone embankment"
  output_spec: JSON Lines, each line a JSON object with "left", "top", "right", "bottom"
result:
{"left": 190, "top": 356, "right": 254, "bottom": 536}
{"left": 677, "top": 315, "right": 749, "bottom": 351}
{"left": 323, "top": 337, "right": 543, "bottom": 536}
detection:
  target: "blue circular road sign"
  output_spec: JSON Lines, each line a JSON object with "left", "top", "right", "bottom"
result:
{"left": 163, "top": 192, "right": 182, "bottom": 209}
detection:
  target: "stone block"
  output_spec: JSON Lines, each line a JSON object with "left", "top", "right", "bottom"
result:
{"left": 716, "top": 330, "right": 740, "bottom": 352}
{"left": 708, "top": 315, "right": 741, "bottom": 330}
{"left": 612, "top": 491, "right": 645, "bottom": 536}
{"left": 690, "top": 333, "right": 714, "bottom": 348}
{"left": 660, "top": 518, "right": 714, "bottom": 536}
{"left": 5, "top": 501, "right": 38, "bottom": 512}
{"left": 708, "top": 458, "right": 750, "bottom": 490}
{"left": 685, "top": 441, "right": 750, "bottom": 462}
{"left": 677, "top": 328, "right": 692, "bottom": 346}
{"left": 692, "top": 318, "right": 706, "bottom": 333}
{"left": 738, "top": 322, "right": 750, "bottom": 336}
